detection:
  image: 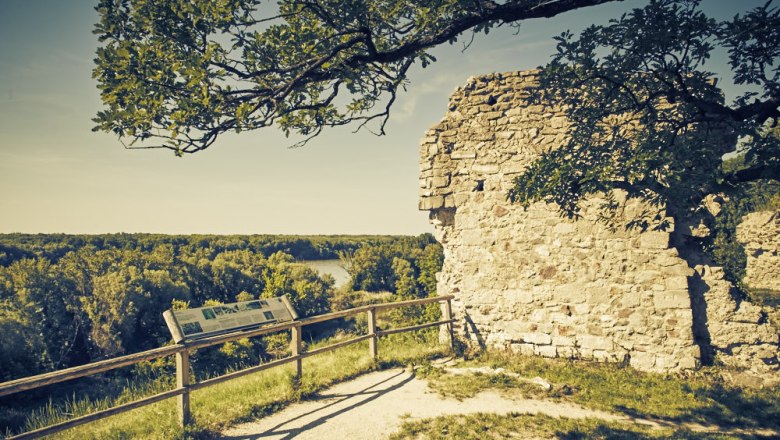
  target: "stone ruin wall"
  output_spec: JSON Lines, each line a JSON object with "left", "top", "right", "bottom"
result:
{"left": 738, "top": 211, "right": 780, "bottom": 291}
{"left": 418, "top": 70, "right": 779, "bottom": 373}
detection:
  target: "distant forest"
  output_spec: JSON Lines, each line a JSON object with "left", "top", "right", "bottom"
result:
{"left": 0, "top": 233, "right": 405, "bottom": 264}
{"left": 0, "top": 233, "right": 442, "bottom": 382}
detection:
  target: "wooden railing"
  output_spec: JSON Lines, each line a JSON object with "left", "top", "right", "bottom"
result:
{"left": 0, "top": 295, "right": 455, "bottom": 440}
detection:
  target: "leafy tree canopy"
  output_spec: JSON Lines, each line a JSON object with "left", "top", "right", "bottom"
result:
{"left": 92, "top": 0, "right": 616, "bottom": 154}
{"left": 508, "top": 0, "right": 780, "bottom": 222}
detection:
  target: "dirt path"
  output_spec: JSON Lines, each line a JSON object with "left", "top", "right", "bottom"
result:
{"left": 221, "top": 367, "right": 636, "bottom": 440}
{"left": 220, "top": 365, "right": 779, "bottom": 439}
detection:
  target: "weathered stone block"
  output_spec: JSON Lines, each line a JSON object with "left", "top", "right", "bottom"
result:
{"left": 533, "top": 244, "right": 550, "bottom": 257}
{"left": 549, "top": 312, "right": 572, "bottom": 324}
{"left": 419, "top": 196, "right": 444, "bottom": 210}
{"left": 621, "top": 291, "right": 641, "bottom": 308}
{"left": 555, "top": 286, "right": 587, "bottom": 304}
{"left": 505, "top": 290, "right": 534, "bottom": 304}
{"left": 593, "top": 350, "right": 617, "bottom": 361}
{"left": 494, "top": 205, "right": 509, "bottom": 217}
{"left": 529, "top": 309, "right": 548, "bottom": 323}
{"left": 510, "top": 343, "right": 535, "bottom": 356}
{"left": 654, "top": 355, "right": 679, "bottom": 371}
{"left": 472, "top": 164, "right": 500, "bottom": 174}
{"left": 573, "top": 303, "right": 590, "bottom": 315}
{"left": 444, "top": 195, "right": 455, "bottom": 208}
{"left": 731, "top": 302, "right": 765, "bottom": 324}
{"left": 523, "top": 332, "right": 552, "bottom": 345}
{"left": 432, "top": 176, "right": 450, "bottom": 188}
{"left": 664, "top": 276, "right": 689, "bottom": 291}
{"left": 552, "top": 336, "right": 576, "bottom": 347}
{"left": 629, "top": 352, "right": 656, "bottom": 370}
{"left": 535, "top": 345, "right": 558, "bottom": 358}
{"left": 653, "top": 291, "right": 690, "bottom": 310}
{"left": 460, "top": 230, "right": 486, "bottom": 246}
{"left": 451, "top": 151, "right": 477, "bottom": 160}
{"left": 553, "top": 222, "right": 576, "bottom": 234}
{"left": 639, "top": 232, "right": 670, "bottom": 249}
{"left": 578, "top": 335, "right": 613, "bottom": 351}
{"left": 635, "top": 270, "right": 660, "bottom": 284}
{"left": 454, "top": 193, "right": 470, "bottom": 206}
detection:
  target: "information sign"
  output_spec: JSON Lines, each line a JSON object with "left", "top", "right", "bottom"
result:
{"left": 163, "top": 296, "right": 297, "bottom": 343}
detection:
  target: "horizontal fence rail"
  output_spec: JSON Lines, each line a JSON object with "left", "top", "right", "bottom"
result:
{"left": 0, "top": 295, "right": 455, "bottom": 440}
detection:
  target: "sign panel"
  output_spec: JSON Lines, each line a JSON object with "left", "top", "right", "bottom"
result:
{"left": 163, "top": 296, "right": 297, "bottom": 343}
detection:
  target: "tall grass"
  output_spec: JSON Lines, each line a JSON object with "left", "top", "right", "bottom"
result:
{"left": 2, "top": 367, "right": 175, "bottom": 438}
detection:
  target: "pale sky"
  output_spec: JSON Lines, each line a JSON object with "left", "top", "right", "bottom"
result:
{"left": 0, "top": 1, "right": 762, "bottom": 235}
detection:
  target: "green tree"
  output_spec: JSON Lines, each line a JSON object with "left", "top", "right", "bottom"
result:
{"left": 508, "top": 0, "right": 779, "bottom": 222}
{"left": 348, "top": 245, "right": 395, "bottom": 292}
{"left": 132, "top": 269, "right": 191, "bottom": 349}
{"left": 80, "top": 268, "right": 144, "bottom": 357}
{"left": 416, "top": 243, "right": 444, "bottom": 295}
{"left": 0, "top": 306, "right": 49, "bottom": 381}
{"left": 211, "top": 249, "right": 267, "bottom": 301}
{"left": 0, "top": 243, "right": 35, "bottom": 267}
{"left": 261, "top": 252, "right": 332, "bottom": 317}
{"left": 92, "top": 0, "right": 615, "bottom": 154}
{"left": 0, "top": 259, "right": 84, "bottom": 371}
{"left": 392, "top": 257, "right": 418, "bottom": 299}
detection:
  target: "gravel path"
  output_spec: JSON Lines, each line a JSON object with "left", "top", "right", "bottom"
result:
{"left": 220, "top": 367, "right": 630, "bottom": 440}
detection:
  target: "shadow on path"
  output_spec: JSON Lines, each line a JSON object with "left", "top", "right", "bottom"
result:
{"left": 220, "top": 370, "right": 414, "bottom": 440}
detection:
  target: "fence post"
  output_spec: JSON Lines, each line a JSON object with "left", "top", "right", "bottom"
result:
{"left": 175, "top": 348, "right": 191, "bottom": 427}
{"left": 367, "top": 307, "right": 377, "bottom": 358}
{"left": 441, "top": 299, "right": 454, "bottom": 351}
{"left": 291, "top": 323, "right": 302, "bottom": 386}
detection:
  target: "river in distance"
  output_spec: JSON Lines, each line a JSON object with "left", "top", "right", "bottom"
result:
{"left": 301, "top": 259, "right": 350, "bottom": 288}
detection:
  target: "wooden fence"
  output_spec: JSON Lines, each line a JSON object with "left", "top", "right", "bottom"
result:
{"left": 0, "top": 295, "right": 455, "bottom": 439}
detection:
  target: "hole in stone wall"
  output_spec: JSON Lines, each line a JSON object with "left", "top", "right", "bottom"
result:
{"left": 474, "top": 180, "right": 484, "bottom": 192}
{"left": 430, "top": 208, "right": 456, "bottom": 227}
{"left": 486, "top": 95, "right": 497, "bottom": 105}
